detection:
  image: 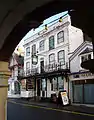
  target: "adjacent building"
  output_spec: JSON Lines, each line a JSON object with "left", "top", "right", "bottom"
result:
{"left": 8, "top": 48, "right": 24, "bottom": 96}
{"left": 69, "top": 41, "right": 94, "bottom": 104}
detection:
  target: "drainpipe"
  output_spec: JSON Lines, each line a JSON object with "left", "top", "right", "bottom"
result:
{"left": 68, "top": 58, "right": 71, "bottom": 103}
{"left": 65, "top": 58, "right": 70, "bottom": 98}
{"left": 67, "top": 75, "right": 69, "bottom": 98}
{"left": 34, "top": 77, "right": 36, "bottom": 101}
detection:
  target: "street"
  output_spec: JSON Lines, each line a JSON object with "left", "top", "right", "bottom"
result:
{"left": 7, "top": 101, "right": 94, "bottom": 120}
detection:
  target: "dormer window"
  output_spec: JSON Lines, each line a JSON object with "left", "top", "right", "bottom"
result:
{"left": 81, "top": 54, "right": 91, "bottom": 63}
{"left": 80, "top": 47, "right": 92, "bottom": 63}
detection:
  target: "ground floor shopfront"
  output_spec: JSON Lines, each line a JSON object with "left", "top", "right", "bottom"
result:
{"left": 70, "top": 72, "right": 94, "bottom": 104}
{"left": 8, "top": 78, "right": 21, "bottom": 96}
{"left": 20, "top": 70, "right": 69, "bottom": 99}
{"left": 39, "top": 76, "right": 68, "bottom": 98}
{"left": 72, "top": 79, "right": 94, "bottom": 104}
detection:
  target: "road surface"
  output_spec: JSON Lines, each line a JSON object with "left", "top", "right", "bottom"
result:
{"left": 7, "top": 101, "right": 94, "bottom": 120}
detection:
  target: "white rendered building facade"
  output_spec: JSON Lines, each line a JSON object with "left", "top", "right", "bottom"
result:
{"left": 23, "top": 14, "right": 83, "bottom": 98}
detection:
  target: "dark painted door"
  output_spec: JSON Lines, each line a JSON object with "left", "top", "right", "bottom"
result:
{"left": 37, "top": 80, "right": 41, "bottom": 96}
{"left": 73, "top": 84, "right": 83, "bottom": 103}
{"left": 84, "top": 84, "right": 94, "bottom": 104}
{"left": 40, "top": 61, "right": 44, "bottom": 73}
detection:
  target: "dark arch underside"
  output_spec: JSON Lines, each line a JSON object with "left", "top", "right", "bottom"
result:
{"left": 0, "top": 0, "right": 94, "bottom": 61}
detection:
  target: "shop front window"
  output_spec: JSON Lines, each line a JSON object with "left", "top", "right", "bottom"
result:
{"left": 26, "top": 78, "right": 34, "bottom": 90}
{"left": 51, "top": 77, "right": 64, "bottom": 91}
{"left": 51, "top": 77, "right": 58, "bottom": 91}
{"left": 58, "top": 76, "right": 64, "bottom": 90}
{"left": 42, "top": 79, "right": 46, "bottom": 91}
{"left": 21, "top": 79, "right": 26, "bottom": 90}
{"left": 14, "top": 81, "right": 20, "bottom": 94}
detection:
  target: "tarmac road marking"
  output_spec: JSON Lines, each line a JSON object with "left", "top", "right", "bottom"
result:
{"left": 8, "top": 100, "right": 94, "bottom": 117}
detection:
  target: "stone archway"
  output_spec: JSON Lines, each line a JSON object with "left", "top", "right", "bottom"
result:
{"left": 0, "top": 0, "right": 94, "bottom": 61}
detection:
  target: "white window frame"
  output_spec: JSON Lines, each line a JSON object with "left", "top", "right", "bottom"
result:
{"left": 58, "top": 50, "right": 65, "bottom": 65}
{"left": 81, "top": 53, "right": 91, "bottom": 63}
{"left": 32, "top": 44, "right": 36, "bottom": 55}
{"left": 49, "top": 53, "right": 55, "bottom": 65}
{"left": 39, "top": 40, "right": 45, "bottom": 51}
{"left": 57, "top": 31, "right": 64, "bottom": 44}
{"left": 49, "top": 36, "right": 55, "bottom": 50}
{"left": 26, "top": 62, "right": 30, "bottom": 75}
{"left": 26, "top": 47, "right": 30, "bottom": 56}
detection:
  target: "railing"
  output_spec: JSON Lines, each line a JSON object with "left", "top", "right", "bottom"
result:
{"left": 18, "top": 68, "right": 39, "bottom": 78}
{"left": 18, "top": 62, "right": 69, "bottom": 78}
{"left": 44, "top": 63, "right": 63, "bottom": 72}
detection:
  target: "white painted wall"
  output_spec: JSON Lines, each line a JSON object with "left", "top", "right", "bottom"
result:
{"left": 69, "top": 26, "right": 83, "bottom": 53}
{"left": 70, "top": 55, "right": 81, "bottom": 73}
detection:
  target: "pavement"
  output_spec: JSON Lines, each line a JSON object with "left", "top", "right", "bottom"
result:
{"left": 8, "top": 94, "right": 21, "bottom": 98}
{"left": 8, "top": 98, "right": 94, "bottom": 115}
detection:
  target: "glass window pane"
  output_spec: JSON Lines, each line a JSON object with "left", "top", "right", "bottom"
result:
{"left": 49, "top": 36, "right": 54, "bottom": 50}
{"left": 39, "top": 40, "right": 44, "bottom": 51}
{"left": 49, "top": 54, "right": 55, "bottom": 64}
{"left": 58, "top": 51, "right": 64, "bottom": 59}
{"left": 26, "top": 47, "right": 30, "bottom": 56}
{"left": 32, "top": 44, "right": 36, "bottom": 55}
{"left": 53, "top": 77, "right": 58, "bottom": 91}
{"left": 58, "top": 50, "right": 65, "bottom": 65}
{"left": 57, "top": 31, "right": 64, "bottom": 44}
{"left": 58, "top": 76, "right": 64, "bottom": 90}
{"left": 42, "top": 79, "right": 46, "bottom": 91}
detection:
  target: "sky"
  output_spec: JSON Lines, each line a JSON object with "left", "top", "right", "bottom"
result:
{"left": 22, "top": 11, "right": 68, "bottom": 41}
{"left": 15, "top": 11, "right": 68, "bottom": 51}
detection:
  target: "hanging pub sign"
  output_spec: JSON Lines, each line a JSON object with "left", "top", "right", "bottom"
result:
{"left": 32, "top": 55, "right": 38, "bottom": 65}
{"left": 60, "top": 90, "right": 69, "bottom": 105}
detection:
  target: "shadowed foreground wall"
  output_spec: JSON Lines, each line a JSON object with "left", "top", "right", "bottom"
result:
{"left": 0, "top": 62, "right": 11, "bottom": 120}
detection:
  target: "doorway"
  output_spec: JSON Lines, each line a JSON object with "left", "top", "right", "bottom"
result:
{"left": 37, "top": 80, "right": 41, "bottom": 96}
{"left": 40, "top": 60, "right": 44, "bottom": 73}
